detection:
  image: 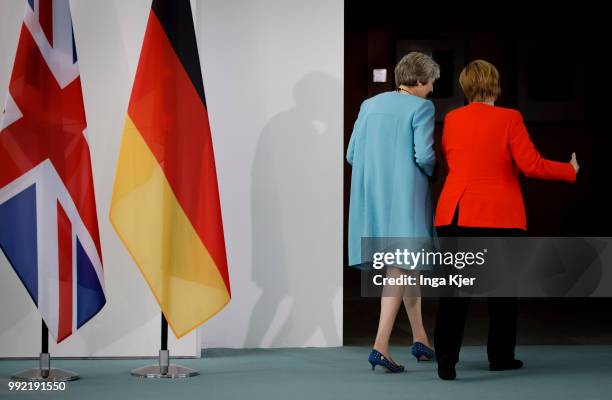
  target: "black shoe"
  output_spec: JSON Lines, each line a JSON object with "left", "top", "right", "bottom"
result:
{"left": 437, "top": 356, "right": 456, "bottom": 380}
{"left": 489, "top": 359, "right": 523, "bottom": 371}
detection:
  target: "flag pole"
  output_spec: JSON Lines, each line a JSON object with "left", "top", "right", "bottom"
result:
{"left": 10, "top": 319, "right": 79, "bottom": 381}
{"left": 41, "top": 321, "right": 49, "bottom": 378}
{"left": 161, "top": 313, "right": 168, "bottom": 350}
{"left": 160, "top": 313, "right": 169, "bottom": 374}
{"left": 130, "top": 313, "right": 199, "bottom": 379}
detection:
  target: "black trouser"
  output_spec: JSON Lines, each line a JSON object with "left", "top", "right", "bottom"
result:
{"left": 435, "top": 296, "right": 518, "bottom": 364}
{"left": 434, "top": 211, "right": 524, "bottom": 365}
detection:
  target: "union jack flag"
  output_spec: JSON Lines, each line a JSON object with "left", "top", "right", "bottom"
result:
{"left": 0, "top": 0, "right": 105, "bottom": 343}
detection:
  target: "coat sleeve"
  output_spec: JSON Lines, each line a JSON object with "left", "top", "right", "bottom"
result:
{"left": 413, "top": 100, "right": 436, "bottom": 176}
{"left": 508, "top": 111, "right": 576, "bottom": 182}
{"left": 346, "top": 101, "right": 366, "bottom": 165}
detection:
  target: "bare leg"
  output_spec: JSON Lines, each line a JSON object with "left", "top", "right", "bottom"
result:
{"left": 373, "top": 295, "right": 403, "bottom": 363}
{"left": 403, "top": 296, "right": 431, "bottom": 347}
{"left": 372, "top": 267, "right": 405, "bottom": 364}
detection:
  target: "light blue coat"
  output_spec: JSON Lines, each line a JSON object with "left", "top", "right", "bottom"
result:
{"left": 347, "top": 91, "right": 436, "bottom": 266}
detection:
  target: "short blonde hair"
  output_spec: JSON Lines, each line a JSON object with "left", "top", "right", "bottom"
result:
{"left": 459, "top": 60, "right": 501, "bottom": 102}
{"left": 395, "top": 52, "right": 440, "bottom": 87}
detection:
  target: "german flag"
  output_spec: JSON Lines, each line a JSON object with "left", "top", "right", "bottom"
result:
{"left": 110, "top": 0, "right": 230, "bottom": 338}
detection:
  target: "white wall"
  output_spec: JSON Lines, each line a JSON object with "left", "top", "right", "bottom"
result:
{"left": 0, "top": 0, "right": 343, "bottom": 356}
{"left": 195, "top": 0, "right": 343, "bottom": 348}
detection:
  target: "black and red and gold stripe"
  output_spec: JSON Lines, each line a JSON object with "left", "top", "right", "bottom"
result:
{"left": 111, "top": 0, "right": 230, "bottom": 338}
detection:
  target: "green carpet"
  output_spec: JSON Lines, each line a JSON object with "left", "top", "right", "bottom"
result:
{"left": 1, "top": 346, "right": 611, "bottom": 400}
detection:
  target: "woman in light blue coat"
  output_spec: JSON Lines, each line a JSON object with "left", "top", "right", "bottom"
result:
{"left": 347, "top": 52, "right": 439, "bottom": 373}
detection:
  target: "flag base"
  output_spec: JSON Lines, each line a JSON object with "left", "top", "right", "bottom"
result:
{"left": 11, "top": 353, "right": 79, "bottom": 381}
{"left": 131, "top": 350, "right": 198, "bottom": 378}
{"left": 130, "top": 364, "right": 199, "bottom": 379}
{"left": 11, "top": 368, "right": 80, "bottom": 381}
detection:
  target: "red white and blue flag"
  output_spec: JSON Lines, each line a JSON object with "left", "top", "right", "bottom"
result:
{"left": 0, "top": 0, "right": 105, "bottom": 343}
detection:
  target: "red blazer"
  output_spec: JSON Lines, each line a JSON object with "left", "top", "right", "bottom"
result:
{"left": 434, "top": 103, "right": 576, "bottom": 230}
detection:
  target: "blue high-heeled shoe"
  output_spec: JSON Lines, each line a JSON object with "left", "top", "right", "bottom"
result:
{"left": 411, "top": 342, "right": 435, "bottom": 361}
{"left": 368, "top": 349, "right": 405, "bottom": 373}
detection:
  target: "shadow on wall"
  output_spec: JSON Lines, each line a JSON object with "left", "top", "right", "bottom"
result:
{"left": 246, "top": 71, "right": 341, "bottom": 347}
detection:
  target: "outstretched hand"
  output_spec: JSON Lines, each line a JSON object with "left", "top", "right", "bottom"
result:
{"left": 570, "top": 152, "right": 580, "bottom": 173}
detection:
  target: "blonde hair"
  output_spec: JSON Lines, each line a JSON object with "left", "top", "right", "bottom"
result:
{"left": 459, "top": 60, "right": 501, "bottom": 102}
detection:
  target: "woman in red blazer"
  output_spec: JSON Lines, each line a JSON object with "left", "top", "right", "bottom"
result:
{"left": 433, "top": 60, "right": 579, "bottom": 380}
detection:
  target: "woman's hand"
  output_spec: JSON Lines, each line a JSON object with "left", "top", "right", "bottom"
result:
{"left": 570, "top": 152, "right": 580, "bottom": 173}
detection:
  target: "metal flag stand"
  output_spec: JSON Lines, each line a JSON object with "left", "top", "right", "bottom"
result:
{"left": 130, "top": 313, "right": 199, "bottom": 378}
{"left": 11, "top": 320, "right": 79, "bottom": 381}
